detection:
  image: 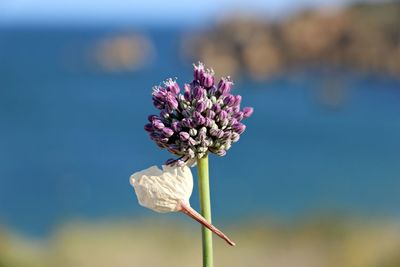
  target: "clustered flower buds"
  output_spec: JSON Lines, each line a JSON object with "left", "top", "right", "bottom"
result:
{"left": 145, "top": 63, "right": 254, "bottom": 164}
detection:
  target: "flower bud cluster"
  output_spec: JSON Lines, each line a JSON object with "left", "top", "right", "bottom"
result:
{"left": 144, "top": 62, "right": 254, "bottom": 164}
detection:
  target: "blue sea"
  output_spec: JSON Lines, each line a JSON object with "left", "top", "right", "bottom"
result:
{"left": 1, "top": 27, "right": 400, "bottom": 236}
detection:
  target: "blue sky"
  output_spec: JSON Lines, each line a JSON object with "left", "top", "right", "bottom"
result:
{"left": 0, "top": 0, "right": 362, "bottom": 25}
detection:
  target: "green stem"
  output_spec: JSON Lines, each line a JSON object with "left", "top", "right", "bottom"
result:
{"left": 197, "top": 154, "right": 213, "bottom": 267}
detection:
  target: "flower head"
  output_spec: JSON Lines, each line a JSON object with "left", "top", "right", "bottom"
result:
{"left": 144, "top": 63, "right": 254, "bottom": 165}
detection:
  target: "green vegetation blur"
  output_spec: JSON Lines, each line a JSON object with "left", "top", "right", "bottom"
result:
{"left": 1, "top": 218, "right": 400, "bottom": 267}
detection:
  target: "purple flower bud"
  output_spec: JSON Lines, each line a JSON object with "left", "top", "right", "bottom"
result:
{"left": 223, "top": 131, "right": 231, "bottom": 139}
{"left": 152, "top": 86, "right": 167, "bottom": 101}
{"left": 196, "top": 100, "right": 206, "bottom": 113}
{"left": 220, "top": 119, "right": 229, "bottom": 128}
{"left": 202, "top": 70, "right": 214, "bottom": 88}
{"left": 190, "top": 79, "right": 200, "bottom": 88}
{"left": 188, "top": 137, "right": 196, "bottom": 146}
{"left": 199, "top": 117, "right": 206, "bottom": 126}
{"left": 205, "top": 110, "right": 216, "bottom": 119}
{"left": 223, "top": 95, "right": 235, "bottom": 107}
{"left": 193, "top": 111, "right": 206, "bottom": 126}
{"left": 208, "top": 86, "right": 218, "bottom": 96}
{"left": 211, "top": 103, "right": 221, "bottom": 113}
{"left": 152, "top": 119, "right": 164, "bottom": 130}
{"left": 144, "top": 123, "right": 154, "bottom": 132}
{"left": 177, "top": 94, "right": 185, "bottom": 102}
{"left": 210, "top": 129, "right": 224, "bottom": 138}
{"left": 210, "top": 128, "right": 219, "bottom": 137}
{"left": 180, "top": 118, "right": 190, "bottom": 128}
{"left": 218, "top": 77, "right": 233, "bottom": 95}
{"left": 224, "top": 139, "right": 232, "bottom": 150}
{"left": 193, "top": 86, "right": 205, "bottom": 100}
{"left": 184, "top": 84, "right": 192, "bottom": 101}
{"left": 232, "top": 123, "right": 246, "bottom": 134}
{"left": 218, "top": 110, "right": 228, "bottom": 121}
{"left": 164, "top": 78, "right": 180, "bottom": 94}
{"left": 165, "top": 93, "right": 179, "bottom": 111}
{"left": 184, "top": 83, "right": 191, "bottom": 93}
{"left": 152, "top": 100, "right": 163, "bottom": 109}
{"left": 243, "top": 107, "right": 254, "bottom": 118}
{"left": 187, "top": 148, "right": 195, "bottom": 158}
{"left": 160, "top": 110, "right": 169, "bottom": 119}
{"left": 193, "top": 111, "right": 201, "bottom": 120}
{"left": 228, "top": 117, "right": 238, "bottom": 126}
{"left": 152, "top": 92, "right": 163, "bottom": 103}
{"left": 233, "top": 111, "right": 244, "bottom": 121}
{"left": 225, "top": 107, "right": 233, "bottom": 114}
{"left": 160, "top": 137, "right": 169, "bottom": 143}
{"left": 198, "top": 131, "right": 206, "bottom": 142}
{"left": 234, "top": 95, "right": 242, "bottom": 106}
{"left": 199, "top": 127, "right": 207, "bottom": 135}
{"left": 216, "top": 129, "right": 224, "bottom": 139}
{"left": 182, "top": 109, "right": 191, "bottom": 118}
{"left": 171, "top": 121, "right": 182, "bottom": 132}
{"left": 187, "top": 118, "right": 196, "bottom": 128}
{"left": 201, "top": 139, "right": 211, "bottom": 147}
{"left": 232, "top": 106, "right": 240, "bottom": 113}
{"left": 147, "top": 115, "right": 157, "bottom": 122}
{"left": 179, "top": 131, "right": 190, "bottom": 141}
{"left": 205, "top": 117, "right": 213, "bottom": 127}
{"left": 216, "top": 150, "right": 227, "bottom": 156}
{"left": 193, "top": 62, "right": 205, "bottom": 81}
{"left": 162, "top": 127, "right": 174, "bottom": 137}
{"left": 231, "top": 132, "right": 240, "bottom": 142}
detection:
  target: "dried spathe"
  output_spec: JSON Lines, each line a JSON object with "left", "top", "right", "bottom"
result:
{"left": 130, "top": 165, "right": 193, "bottom": 213}
{"left": 130, "top": 165, "right": 235, "bottom": 246}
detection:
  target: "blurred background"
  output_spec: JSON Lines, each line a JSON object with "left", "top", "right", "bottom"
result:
{"left": 1, "top": 0, "right": 400, "bottom": 266}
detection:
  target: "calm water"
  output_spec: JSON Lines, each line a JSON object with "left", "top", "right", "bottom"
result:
{"left": 1, "top": 27, "right": 400, "bottom": 236}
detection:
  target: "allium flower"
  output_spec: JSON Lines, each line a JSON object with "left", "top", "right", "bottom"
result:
{"left": 130, "top": 165, "right": 235, "bottom": 246}
{"left": 144, "top": 62, "right": 254, "bottom": 165}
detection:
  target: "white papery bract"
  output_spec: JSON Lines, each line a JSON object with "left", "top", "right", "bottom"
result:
{"left": 130, "top": 165, "right": 193, "bottom": 213}
{"left": 129, "top": 164, "right": 236, "bottom": 246}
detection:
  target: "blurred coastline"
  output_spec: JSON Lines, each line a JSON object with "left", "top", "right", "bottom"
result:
{"left": 183, "top": 2, "right": 400, "bottom": 79}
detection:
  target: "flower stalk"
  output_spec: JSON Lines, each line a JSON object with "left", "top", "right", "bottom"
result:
{"left": 135, "top": 62, "right": 252, "bottom": 266}
{"left": 197, "top": 154, "right": 214, "bottom": 267}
